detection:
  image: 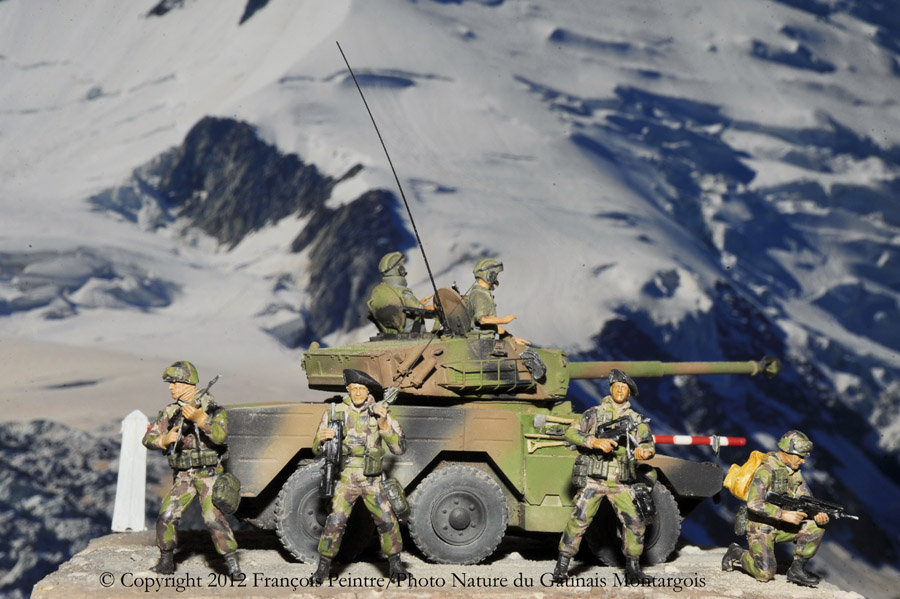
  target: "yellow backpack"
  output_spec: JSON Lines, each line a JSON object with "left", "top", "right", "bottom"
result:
{"left": 723, "top": 450, "right": 766, "bottom": 500}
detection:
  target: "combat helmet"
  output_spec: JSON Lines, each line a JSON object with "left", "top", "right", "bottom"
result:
{"left": 608, "top": 368, "right": 639, "bottom": 397}
{"left": 777, "top": 430, "right": 813, "bottom": 457}
{"left": 473, "top": 258, "right": 503, "bottom": 286}
{"left": 162, "top": 360, "right": 199, "bottom": 385}
{"left": 379, "top": 252, "right": 407, "bottom": 277}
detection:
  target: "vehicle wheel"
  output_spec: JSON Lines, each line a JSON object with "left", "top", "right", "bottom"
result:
{"left": 586, "top": 483, "right": 681, "bottom": 566}
{"left": 273, "top": 460, "right": 374, "bottom": 563}
{"left": 408, "top": 464, "right": 508, "bottom": 564}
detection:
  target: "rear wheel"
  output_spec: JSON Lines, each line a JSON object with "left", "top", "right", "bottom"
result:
{"left": 273, "top": 460, "right": 373, "bottom": 563}
{"left": 586, "top": 483, "right": 681, "bottom": 566}
{"left": 408, "top": 464, "right": 508, "bottom": 564}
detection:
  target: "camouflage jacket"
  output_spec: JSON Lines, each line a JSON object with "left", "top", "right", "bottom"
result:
{"left": 466, "top": 284, "right": 496, "bottom": 329}
{"left": 142, "top": 392, "right": 228, "bottom": 454}
{"left": 312, "top": 395, "right": 406, "bottom": 461}
{"left": 565, "top": 395, "right": 654, "bottom": 462}
{"left": 746, "top": 451, "right": 810, "bottom": 521}
{"left": 368, "top": 277, "right": 424, "bottom": 333}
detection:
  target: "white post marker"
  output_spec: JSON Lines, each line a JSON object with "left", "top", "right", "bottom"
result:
{"left": 111, "top": 409, "right": 149, "bottom": 532}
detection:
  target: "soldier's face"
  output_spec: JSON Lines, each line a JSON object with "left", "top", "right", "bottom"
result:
{"left": 781, "top": 452, "right": 805, "bottom": 470}
{"left": 610, "top": 382, "right": 631, "bottom": 403}
{"left": 169, "top": 381, "right": 195, "bottom": 401}
{"left": 347, "top": 383, "right": 369, "bottom": 406}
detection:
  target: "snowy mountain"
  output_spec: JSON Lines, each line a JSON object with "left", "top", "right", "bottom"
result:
{"left": 1, "top": 0, "right": 899, "bottom": 597}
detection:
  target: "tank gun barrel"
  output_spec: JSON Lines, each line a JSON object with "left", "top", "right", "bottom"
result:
{"left": 566, "top": 356, "right": 780, "bottom": 380}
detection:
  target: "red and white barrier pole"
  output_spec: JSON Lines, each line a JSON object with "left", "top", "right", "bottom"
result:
{"left": 653, "top": 435, "right": 746, "bottom": 446}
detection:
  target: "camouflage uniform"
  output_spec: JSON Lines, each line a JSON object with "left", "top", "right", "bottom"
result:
{"left": 735, "top": 452, "right": 824, "bottom": 581}
{"left": 368, "top": 276, "right": 426, "bottom": 334}
{"left": 313, "top": 394, "right": 407, "bottom": 559}
{"left": 465, "top": 258, "right": 504, "bottom": 332}
{"left": 142, "top": 392, "right": 238, "bottom": 556}
{"left": 558, "top": 395, "right": 655, "bottom": 559}
{"left": 466, "top": 284, "right": 497, "bottom": 330}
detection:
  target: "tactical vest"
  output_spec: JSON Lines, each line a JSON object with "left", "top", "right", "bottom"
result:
{"left": 335, "top": 404, "right": 385, "bottom": 477}
{"left": 772, "top": 466, "right": 790, "bottom": 494}
{"left": 165, "top": 403, "right": 227, "bottom": 470}
{"left": 571, "top": 403, "right": 638, "bottom": 485}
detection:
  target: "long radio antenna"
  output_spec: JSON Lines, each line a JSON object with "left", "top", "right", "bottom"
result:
{"left": 336, "top": 41, "right": 449, "bottom": 331}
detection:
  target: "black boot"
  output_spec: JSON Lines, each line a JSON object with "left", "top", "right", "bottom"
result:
{"left": 224, "top": 552, "right": 243, "bottom": 581}
{"left": 312, "top": 556, "right": 331, "bottom": 584}
{"left": 150, "top": 549, "right": 175, "bottom": 575}
{"left": 721, "top": 542, "right": 743, "bottom": 572}
{"left": 550, "top": 553, "right": 571, "bottom": 583}
{"left": 388, "top": 554, "right": 409, "bottom": 580}
{"left": 625, "top": 556, "right": 653, "bottom": 584}
{"left": 786, "top": 557, "right": 820, "bottom": 587}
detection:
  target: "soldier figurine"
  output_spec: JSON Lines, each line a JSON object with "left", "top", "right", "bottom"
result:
{"left": 466, "top": 258, "right": 515, "bottom": 334}
{"left": 551, "top": 369, "right": 655, "bottom": 584}
{"left": 465, "top": 258, "right": 530, "bottom": 345}
{"left": 312, "top": 369, "right": 409, "bottom": 582}
{"left": 722, "top": 430, "right": 827, "bottom": 587}
{"left": 142, "top": 361, "right": 241, "bottom": 579}
{"left": 368, "top": 251, "right": 434, "bottom": 335}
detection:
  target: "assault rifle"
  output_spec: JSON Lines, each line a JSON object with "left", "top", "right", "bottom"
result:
{"left": 166, "top": 374, "right": 219, "bottom": 457}
{"left": 595, "top": 414, "right": 651, "bottom": 459}
{"left": 369, "top": 386, "right": 400, "bottom": 418}
{"left": 320, "top": 402, "right": 345, "bottom": 498}
{"left": 765, "top": 491, "right": 859, "bottom": 521}
{"left": 402, "top": 306, "right": 432, "bottom": 319}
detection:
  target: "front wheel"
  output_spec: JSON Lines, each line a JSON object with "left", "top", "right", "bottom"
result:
{"left": 407, "top": 464, "right": 508, "bottom": 564}
{"left": 586, "top": 483, "right": 682, "bottom": 566}
{"left": 273, "top": 460, "right": 373, "bottom": 563}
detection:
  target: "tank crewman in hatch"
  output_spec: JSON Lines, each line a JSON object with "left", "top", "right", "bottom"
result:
{"left": 312, "top": 369, "right": 409, "bottom": 582}
{"left": 721, "top": 430, "right": 827, "bottom": 587}
{"left": 368, "top": 251, "right": 435, "bottom": 334}
{"left": 551, "top": 369, "right": 655, "bottom": 584}
{"left": 142, "top": 361, "right": 241, "bottom": 579}
{"left": 465, "top": 258, "right": 529, "bottom": 344}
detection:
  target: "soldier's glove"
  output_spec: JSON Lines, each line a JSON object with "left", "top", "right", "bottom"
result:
{"left": 182, "top": 403, "right": 207, "bottom": 424}
{"left": 159, "top": 428, "right": 179, "bottom": 449}
{"left": 590, "top": 437, "right": 618, "bottom": 453}
{"left": 781, "top": 510, "right": 807, "bottom": 525}
{"left": 634, "top": 447, "right": 654, "bottom": 460}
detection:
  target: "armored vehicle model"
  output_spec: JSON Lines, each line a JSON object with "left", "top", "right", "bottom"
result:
{"left": 225, "top": 290, "right": 780, "bottom": 566}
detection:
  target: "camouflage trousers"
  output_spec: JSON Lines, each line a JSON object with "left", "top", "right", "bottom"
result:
{"left": 318, "top": 468, "right": 402, "bottom": 559}
{"left": 738, "top": 519, "right": 824, "bottom": 581}
{"left": 559, "top": 476, "right": 646, "bottom": 558}
{"left": 156, "top": 467, "right": 238, "bottom": 555}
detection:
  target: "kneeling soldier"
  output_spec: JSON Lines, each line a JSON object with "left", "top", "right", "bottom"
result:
{"left": 722, "top": 430, "right": 827, "bottom": 587}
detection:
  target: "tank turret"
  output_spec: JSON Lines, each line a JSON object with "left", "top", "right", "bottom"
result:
{"left": 301, "top": 329, "right": 781, "bottom": 400}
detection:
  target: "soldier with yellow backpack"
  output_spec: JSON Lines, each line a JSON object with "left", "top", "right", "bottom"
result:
{"left": 721, "top": 431, "right": 829, "bottom": 587}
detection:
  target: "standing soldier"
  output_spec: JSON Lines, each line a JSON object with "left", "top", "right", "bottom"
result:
{"left": 367, "top": 251, "right": 434, "bottom": 334}
{"left": 721, "top": 430, "right": 827, "bottom": 587}
{"left": 551, "top": 369, "right": 655, "bottom": 583}
{"left": 312, "top": 369, "right": 409, "bottom": 581}
{"left": 142, "top": 361, "right": 241, "bottom": 579}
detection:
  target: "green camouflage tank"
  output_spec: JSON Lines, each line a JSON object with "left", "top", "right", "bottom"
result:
{"left": 224, "top": 287, "right": 780, "bottom": 566}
